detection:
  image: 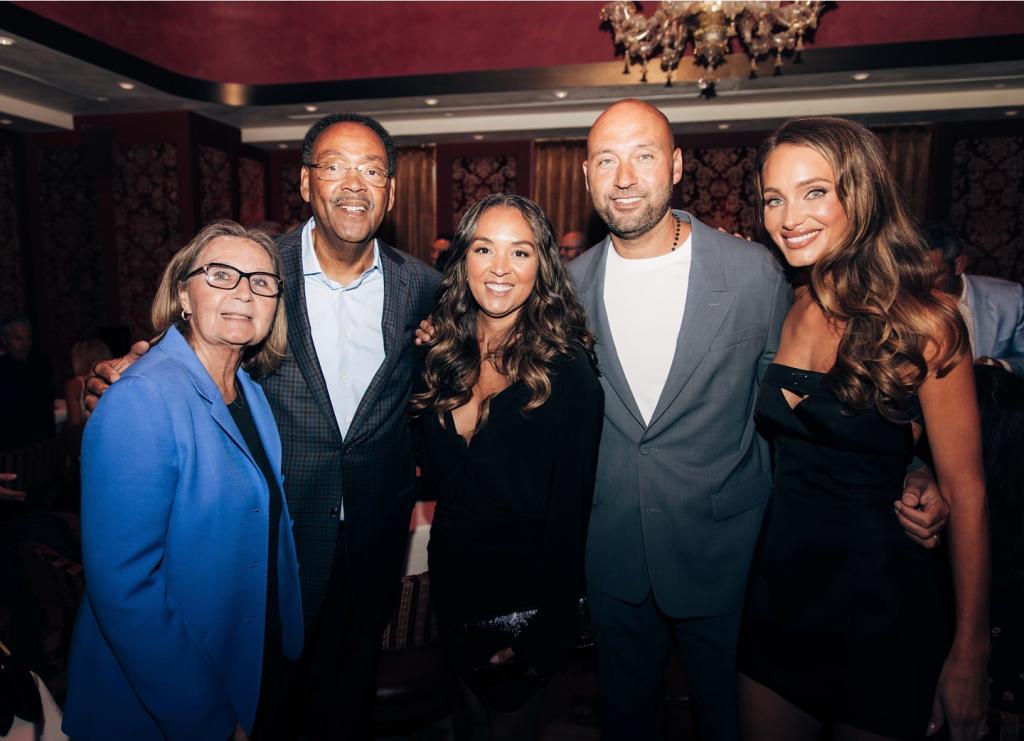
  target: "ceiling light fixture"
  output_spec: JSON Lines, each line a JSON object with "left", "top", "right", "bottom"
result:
{"left": 602, "top": 1, "right": 824, "bottom": 97}
{"left": 424, "top": 98, "right": 439, "bottom": 106}
{"left": 277, "top": 143, "right": 289, "bottom": 149}
{"left": 117, "top": 81, "right": 135, "bottom": 91}
{"left": 0, "top": 36, "right": 15, "bottom": 46}
{"left": 1006, "top": 110, "right": 1020, "bottom": 117}
{"left": 717, "top": 123, "right": 731, "bottom": 130}
{"left": 554, "top": 90, "right": 569, "bottom": 99}
{"left": 852, "top": 72, "right": 870, "bottom": 81}
{"left": 472, "top": 134, "right": 485, "bottom": 141}
{"left": 304, "top": 104, "right": 318, "bottom": 112}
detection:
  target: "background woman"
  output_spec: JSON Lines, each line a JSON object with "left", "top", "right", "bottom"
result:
{"left": 737, "top": 118, "right": 989, "bottom": 741}
{"left": 64, "top": 339, "right": 112, "bottom": 427}
{"left": 63, "top": 220, "right": 303, "bottom": 741}
{"left": 411, "top": 194, "right": 603, "bottom": 741}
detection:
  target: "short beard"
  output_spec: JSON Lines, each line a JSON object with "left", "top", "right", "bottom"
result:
{"left": 595, "top": 181, "right": 674, "bottom": 240}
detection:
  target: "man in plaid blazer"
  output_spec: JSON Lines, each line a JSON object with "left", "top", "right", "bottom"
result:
{"left": 262, "top": 113, "right": 440, "bottom": 737}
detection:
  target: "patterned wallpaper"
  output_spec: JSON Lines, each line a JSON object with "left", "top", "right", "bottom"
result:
{"left": 113, "top": 143, "right": 182, "bottom": 338}
{"left": 281, "top": 163, "right": 310, "bottom": 229}
{"left": 0, "top": 143, "right": 25, "bottom": 318}
{"left": 35, "top": 147, "right": 103, "bottom": 353}
{"left": 949, "top": 135, "right": 1024, "bottom": 284}
{"left": 451, "top": 155, "right": 518, "bottom": 227}
{"left": 198, "top": 144, "right": 233, "bottom": 226}
{"left": 238, "top": 156, "right": 266, "bottom": 227}
{"left": 679, "top": 146, "right": 759, "bottom": 238}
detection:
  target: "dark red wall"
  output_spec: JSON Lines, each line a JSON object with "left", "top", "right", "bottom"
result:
{"left": 20, "top": 1, "right": 1024, "bottom": 84}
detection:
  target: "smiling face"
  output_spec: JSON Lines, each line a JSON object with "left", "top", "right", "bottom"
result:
{"left": 300, "top": 121, "right": 395, "bottom": 250}
{"left": 465, "top": 206, "right": 539, "bottom": 325}
{"left": 179, "top": 236, "right": 279, "bottom": 356}
{"left": 583, "top": 100, "right": 682, "bottom": 240}
{"left": 761, "top": 143, "right": 851, "bottom": 269}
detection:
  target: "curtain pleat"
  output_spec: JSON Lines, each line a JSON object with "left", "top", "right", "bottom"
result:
{"left": 380, "top": 144, "right": 436, "bottom": 263}
{"left": 875, "top": 126, "right": 932, "bottom": 222}
{"left": 532, "top": 139, "right": 598, "bottom": 244}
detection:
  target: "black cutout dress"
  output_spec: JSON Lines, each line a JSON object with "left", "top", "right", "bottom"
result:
{"left": 738, "top": 364, "right": 951, "bottom": 739}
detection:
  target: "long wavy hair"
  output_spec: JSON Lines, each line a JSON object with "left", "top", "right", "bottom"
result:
{"left": 755, "top": 117, "right": 967, "bottom": 417}
{"left": 410, "top": 194, "right": 595, "bottom": 426}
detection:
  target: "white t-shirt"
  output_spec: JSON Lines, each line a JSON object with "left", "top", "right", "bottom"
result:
{"left": 603, "top": 235, "right": 692, "bottom": 424}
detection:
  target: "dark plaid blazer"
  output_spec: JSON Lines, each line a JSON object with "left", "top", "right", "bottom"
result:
{"left": 259, "top": 228, "right": 440, "bottom": 622}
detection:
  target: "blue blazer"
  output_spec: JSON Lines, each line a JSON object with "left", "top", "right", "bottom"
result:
{"left": 63, "top": 326, "right": 304, "bottom": 741}
{"left": 963, "top": 273, "right": 1024, "bottom": 376}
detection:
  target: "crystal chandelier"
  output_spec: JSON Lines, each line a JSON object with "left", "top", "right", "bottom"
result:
{"left": 601, "top": 1, "right": 826, "bottom": 97}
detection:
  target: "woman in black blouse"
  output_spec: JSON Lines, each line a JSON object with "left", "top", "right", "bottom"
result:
{"left": 412, "top": 194, "right": 603, "bottom": 740}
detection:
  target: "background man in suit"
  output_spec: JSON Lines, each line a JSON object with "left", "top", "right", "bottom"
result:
{"left": 568, "top": 100, "right": 948, "bottom": 741}
{"left": 88, "top": 113, "right": 440, "bottom": 739}
{"left": 924, "top": 222, "right": 1024, "bottom": 375}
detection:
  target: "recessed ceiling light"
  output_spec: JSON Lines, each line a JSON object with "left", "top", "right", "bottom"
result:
{"left": 424, "top": 97, "right": 439, "bottom": 106}
{"left": 852, "top": 72, "right": 870, "bottom": 81}
{"left": 0, "top": 119, "right": 12, "bottom": 125}
{"left": 304, "top": 104, "right": 318, "bottom": 113}
{"left": 0, "top": 36, "right": 15, "bottom": 47}
{"left": 1006, "top": 110, "right": 1020, "bottom": 117}
{"left": 277, "top": 143, "right": 289, "bottom": 149}
{"left": 717, "top": 123, "right": 731, "bottom": 130}
{"left": 118, "top": 81, "right": 135, "bottom": 90}
{"left": 472, "top": 134, "right": 485, "bottom": 141}
{"left": 554, "top": 90, "right": 569, "bottom": 99}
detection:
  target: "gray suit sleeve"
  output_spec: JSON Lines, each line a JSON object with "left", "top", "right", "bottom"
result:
{"left": 757, "top": 262, "right": 792, "bottom": 382}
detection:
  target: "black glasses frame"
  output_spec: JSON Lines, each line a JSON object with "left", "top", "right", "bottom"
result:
{"left": 184, "top": 262, "right": 284, "bottom": 297}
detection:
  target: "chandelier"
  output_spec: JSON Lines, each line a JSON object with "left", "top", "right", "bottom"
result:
{"left": 601, "top": 1, "right": 826, "bottom": 97}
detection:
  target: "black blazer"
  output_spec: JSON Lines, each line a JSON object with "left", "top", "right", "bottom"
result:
{"left": 260, "top": 228, "right": 440, "bottom": 623}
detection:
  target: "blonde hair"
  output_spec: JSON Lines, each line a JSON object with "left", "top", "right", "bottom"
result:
{"left": 755, "top": 117, "right": 967, "bottom": 417}
{"left": 151, "top": 220, "right": 287, "bottom": 376}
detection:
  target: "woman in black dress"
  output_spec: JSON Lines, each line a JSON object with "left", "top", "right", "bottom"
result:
{"left": 411, "top": 194, "right": 603, "bottom": 740}
{"left": 737, "top": 118, "right": 989, "bottom": 741}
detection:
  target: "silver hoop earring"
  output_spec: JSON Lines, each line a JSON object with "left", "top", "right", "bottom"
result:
{"left": 181, "top": 310, "right": 192, "bottom": 321}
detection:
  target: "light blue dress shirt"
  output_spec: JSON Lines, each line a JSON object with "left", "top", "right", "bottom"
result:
{"left": 301, "top": 218, "right": 386, "bottom": 518}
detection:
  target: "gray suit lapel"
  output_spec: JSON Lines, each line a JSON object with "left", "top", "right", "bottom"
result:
{"left": 578, "top": 239, "right": 646, "bottom": 429}
{"left": 646, "top": 213, "right": 734, "bottom": 437}
{"left": 280, "top": 233, "right": 343, "bottom": 444}
{"left": 345, "top": 244, "right": 409, "bottom": 446}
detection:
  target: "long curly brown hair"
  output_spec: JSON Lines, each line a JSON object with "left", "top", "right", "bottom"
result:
{"left": 409, "top": 194, "right": 595, "bottom": 426}
{"left": 755, "top": 117, "right": 967, "bottom": 418}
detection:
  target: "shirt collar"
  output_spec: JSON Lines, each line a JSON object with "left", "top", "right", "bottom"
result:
{"left": 301, "top": 217, "right": 383, "bottom": 285}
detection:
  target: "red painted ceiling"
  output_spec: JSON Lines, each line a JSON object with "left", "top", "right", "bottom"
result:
{"left": 18, "top": 1, "right": 1024, "bottom": 85}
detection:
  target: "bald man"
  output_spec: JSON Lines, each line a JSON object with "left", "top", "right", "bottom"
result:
{"left": 567, "top": 100, "right": 947, "bottom": 740}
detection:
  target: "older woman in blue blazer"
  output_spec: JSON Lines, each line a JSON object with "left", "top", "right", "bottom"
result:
{"left": 64, "top": 221, "right": 303, "bottom": 741}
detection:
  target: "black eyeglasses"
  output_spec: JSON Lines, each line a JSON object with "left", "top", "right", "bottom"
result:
{"left": 185, "top": 263, "right": 283, "bottom": 297}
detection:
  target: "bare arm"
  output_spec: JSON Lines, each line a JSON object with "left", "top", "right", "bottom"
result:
{"left": 918, "top": 355, "right": 989, "bottom": 740}
{"left": 83, "top": 340, "right": 151, "bottom": 415}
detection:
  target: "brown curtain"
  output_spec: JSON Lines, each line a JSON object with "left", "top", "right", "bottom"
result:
{"left": 380, "top": 144, "right": 436, "bottom": 263}
{"left": 533, "top": 139, "right": 599, "bottom": 244}
{"left": 874, "top": 126, "right": 932, "bottom": 222}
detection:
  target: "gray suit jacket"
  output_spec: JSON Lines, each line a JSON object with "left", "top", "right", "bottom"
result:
{"left": 260, "top": 229, "right": 440, "bottom": 621}
{"left": 963, "top": 273, "right": 1024, "bottom": 376}
{"left": 568, "top": 211, "right": 790, "bottom": 619}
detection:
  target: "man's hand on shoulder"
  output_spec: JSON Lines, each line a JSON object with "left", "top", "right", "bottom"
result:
{"left": 895, "top": 466, "right": 949, "bottom": 549}
{"left": 83, "top": 340, "right": 151, "bottom": 415}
